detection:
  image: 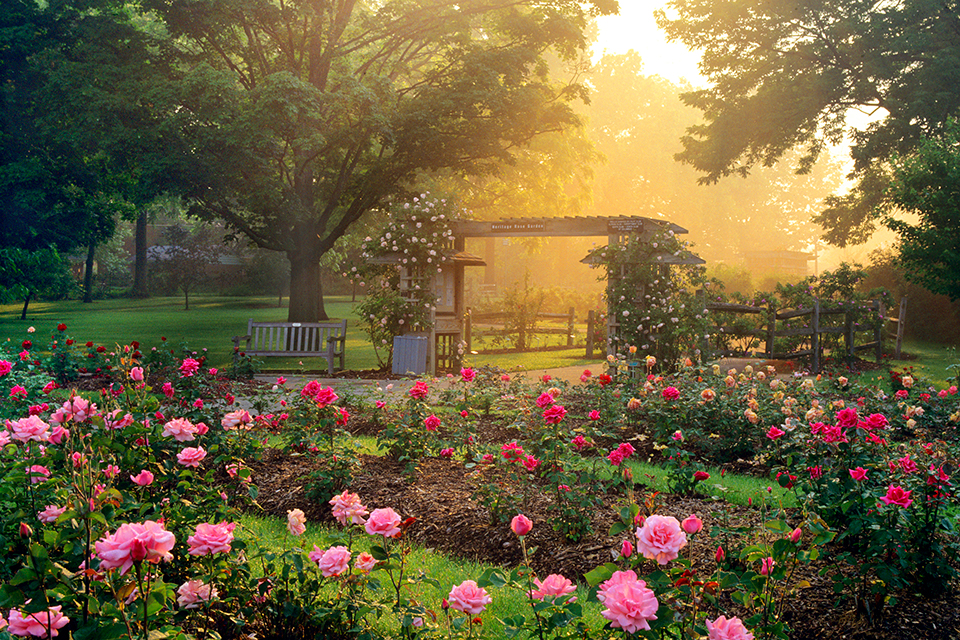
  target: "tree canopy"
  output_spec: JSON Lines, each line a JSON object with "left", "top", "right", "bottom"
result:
{"left": 885, "top": 119, "right": 960, "bottom": 301}
{"left": 126, "top": 0, "right": 616, "bottom": 321}
{"left": 656, "top": 0, "right": 960, "bottom": 246}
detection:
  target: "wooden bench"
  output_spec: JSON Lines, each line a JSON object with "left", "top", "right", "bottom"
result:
{"left": 232, "top": 319, "right": 347, "bottom": 374}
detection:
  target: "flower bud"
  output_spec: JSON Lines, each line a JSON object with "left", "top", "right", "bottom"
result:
{"left": 790, "top": 527, "right": 802, "bottom": 543}
{"left": 682, "top": 514, "right": 703, "bottom": 534}
{"left": 510, "top": 514, "right": 532, "bottom": 537}
{"left": 19, "top": 522, "right": 33, "bottom": 538}
{"left": 715, "top": 546, "right": 725, "bottom": 562}
{"left": 620, "top": 539, "right": 633, "bottom": 558}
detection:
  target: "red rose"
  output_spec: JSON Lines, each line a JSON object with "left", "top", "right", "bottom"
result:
{"left": 85, "top": 341, "right": 93, "bottom": 347}
{"left": 96, "top": 346, "right": 106, "bottom": 353}
{"left": 21, "top": 340, "right": 31, "bottom": 350}
{"left": 66, "top": 339, "right": 75, "bottom": 345}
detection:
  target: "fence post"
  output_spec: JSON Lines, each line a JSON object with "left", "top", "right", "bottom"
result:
{"left": 766, "top": 303, "right": 776, "bottom": 358}
{"left": 811, "top": 298, "right": 821, "bottom": 373}
{"left": 464, "top": 307, "right": 472, "bottom": 354}
{"left": 845, "top": 309, "right": 854, "bottom": 360}
{"left": 698, "top": 289, "right": 710, "bottom": 361}
{"left": 586, "top": 310, "right": 595, "bottom": 358}
{"left": 895, "top": 297, "right": 907, "bottom": 359}
{"left": 567, "top": 307, "right": 575, "bottom": 347}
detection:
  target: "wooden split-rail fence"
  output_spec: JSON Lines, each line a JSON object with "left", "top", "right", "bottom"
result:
{"left": 700, "top": 294, "right": 907, "bottom": 372}
{"left": 463, "top": 307, "right": 576, "bottom": 352}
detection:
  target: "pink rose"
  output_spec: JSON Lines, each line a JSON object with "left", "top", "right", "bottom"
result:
{"left": 835, "top": 407, "right": 859, "bottom": 429}
{"left": 661, "top": 386, "right": 680, "bottom": 400}
{"left": 354, "top": 551, "right": 378, "bottom": 573}
{"left": 880, "top": 485, "right": 913, "bottom": 508}
{"left": 807, "top": 465, "right": 823, "bottom": 480}
{"left": 129, "top": 366, "right": 144, "bottom": 381}
{"left": 849, "top": 467, "right": 868, "bottom": 481}
{"left": 162, "top": 382, "right": 175, "bottom": 398}
{"left": 759, "top": 556, "right": 776, "bottom": 576}
{"left": 542, "top": 405, "right": 567, "bottom": 424}
{"left": 447, "top": 580, "right": 492, "bottom": 615}
{"left": 179, "top": 358, "right": 200, "bottom": 377}
{"left": 95, "top": 520, "right": 176, "bottom": 574}
{"left": 8, "top": 605, "right": 70, "bottom": 638}
{"left": 706, "top": 615, "right": 755, "bottom": 640}
{"left": 221, "top": 410, "right": 252, "bottom": 430}
{"left": 589, "top": 410, "right": 601, "bottom": 421}
{"left": 162, "top": 417, "right": 198, "bottom": 442}
{"left": 682, "top": 514, "right": 703, "bottom": 534}
{"left": 535, "top": 392, "right": 554, "bottom": 408}
{"left": 693, "top": 470, "right": 710, "bottom": 482}
{"left": 522, "top": 454, "right": 540, "bottom": 471}
{"left": 287, "top": 508, "right": 307, "bottom": 536}
{"left": 0, "top": 361, "right": 11, "bottom": 376}
{"left": 177, "top": 579, "right": 217, "bottom": 609}
{"left": 460, "top": 367, "right": 476, "bottom": 382}
{"left": 313, "top": 386, "right": 339, "bottom": 408}
{"left": 176, "top": 446, "right": 206, "bottom": 467}
{"left": 597, "top": 570, "right": 659, "bottom": 633}
{"left": 409, "top": 381, "right": 429, "bottom": 399}
{"left": 37, "top": 504, "right": 67, "bottom": 524}
{"left": 187, "top": 522, "right": 236, "bottom": 555}
{"left": 865, "top": 413, "right": 888, "bottom": 430}
{"left": 635, "top": 514, "right": 687, "bottom": 564}
{"left": 317, "top": 545, "right": 352, "bottom": 577}
{"left": 130, "top": 470, "right": 154, "bottom": 486}
{"left": 365, "top": 507, "right": 402, "bottom": 538}
{"left": 7, "top": 416, "right": 51, "bottom": 443}
{"left": 329, "top": 490, "right": 369, "bottom": 526}
{"left": 439, "top": 447, "right": 454, "bottom": 458}
{"left": 528, "top": 573, "right": 576, "bottom": 601}
{"left": 511, "top": 514, "right": 532, "bottom": 536}
{"left": 424, "top": 414, "right": 441, "bottom": 431}
{"left": 766, "top": 426, "right": 785, "bottom": 440}
{"left": 29, "top": 465, "right": 51, "bottom": 484}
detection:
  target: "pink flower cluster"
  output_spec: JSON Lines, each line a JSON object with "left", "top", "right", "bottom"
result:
{"left": 187, "top": 522, "right": 236, "bottom": 555}
{"left": 95, "top": 520, "right": 176, "bottom": 575}
{"left": 635, "top": 514, "right": 687, "bottom": 564}
{"left": 221, "top": 410, "right": 253, "bottom": 430}
{"left": 607, "top": 442, "right": 635, "bottom": 466}
{"left": 329, "top": 490, "right": 369, "bottom": 526}
{"left": 409, "top": 381, "right": 429, "bottom": 400}
{"left": 597, "top": 570, "right": 659, "bottom": 633}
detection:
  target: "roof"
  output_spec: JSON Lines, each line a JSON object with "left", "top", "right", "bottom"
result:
{"left": 450, "top": 216, "right": 688, "bottom": 238}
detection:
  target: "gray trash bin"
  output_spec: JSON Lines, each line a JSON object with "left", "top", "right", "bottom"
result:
{"left": 392, "top": 335, "right": 429, "bottom": 375}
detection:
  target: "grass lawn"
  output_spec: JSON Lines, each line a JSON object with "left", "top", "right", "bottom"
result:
{"left": 0, "top": 295, "right": 601, "bottom": 372}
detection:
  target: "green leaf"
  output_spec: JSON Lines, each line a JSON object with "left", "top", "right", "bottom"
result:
{"left": 584, "top": 562, "right": 617, "bottom": 587}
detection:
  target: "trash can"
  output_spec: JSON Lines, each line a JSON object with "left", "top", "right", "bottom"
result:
{"left": 392, "top": 334, "right": 429, "bottom": 375}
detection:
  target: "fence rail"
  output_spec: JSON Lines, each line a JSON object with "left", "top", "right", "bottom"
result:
{"left": 464, "top": 307, "right": 576, "bottom": 352}
{"left": 700, "top": 294, "right": 906, "bottom": 372}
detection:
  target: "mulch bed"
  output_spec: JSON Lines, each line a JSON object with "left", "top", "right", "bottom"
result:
{"left": 247, "top": 445, "right": 960, "bottom": 640}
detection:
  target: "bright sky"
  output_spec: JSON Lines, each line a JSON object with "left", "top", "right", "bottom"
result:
{"left": 593, "top": 1, "right": 704, "bottom": 86}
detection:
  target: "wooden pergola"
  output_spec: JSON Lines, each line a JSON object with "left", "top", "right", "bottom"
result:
{"left": 386, "top": 216, "right": 702, "bottom": 373}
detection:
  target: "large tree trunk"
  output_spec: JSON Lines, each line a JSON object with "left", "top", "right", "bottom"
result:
{"left": 287, "top": 254, "right": 328, "bottom": 322}
{"left": 83, "top": 243, "right": 96, "bottom": 303}
{"left": 132, "top": 210, "right": 149, "bottom": 298}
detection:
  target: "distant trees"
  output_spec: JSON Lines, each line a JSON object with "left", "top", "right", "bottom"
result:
{"left": 150, "top": 224, "right": 225, "bottom": 310}
{"left": 0, "top": 247, "right": 74, "bottom": 319}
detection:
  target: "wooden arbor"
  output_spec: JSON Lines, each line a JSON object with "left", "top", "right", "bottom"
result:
{"left": 372, "top": 215, "right": 701, "bottom": 373}
{"left": 452, "top": 216, "right": 702, "bottom": 363}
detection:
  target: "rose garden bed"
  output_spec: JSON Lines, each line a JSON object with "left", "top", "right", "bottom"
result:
{"left": 1, "top": 326, "right": 960, "bottom": 639}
